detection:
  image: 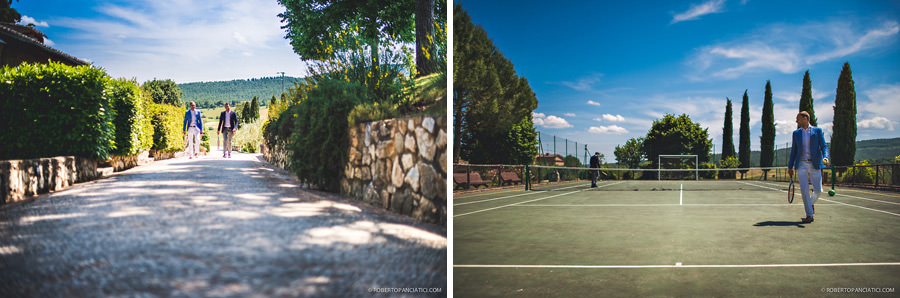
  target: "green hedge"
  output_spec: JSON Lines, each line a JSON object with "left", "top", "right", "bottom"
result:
{"left": 148, "top": 103, "right": 186, "bottom": 152}
{"left": 288, "top": 79, "right": 366, "bottom": 192}
{"left": 0, "top": 61, "right": 114, "bottom": 160}
{"left": 108, "top": 78, "right": 153, "bottom": 156}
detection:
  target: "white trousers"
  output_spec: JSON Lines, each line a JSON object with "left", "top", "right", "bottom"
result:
{"left": 797, "top": 161, "right": 822, "bottom": 217}
{"left": 185, "top": 127, "right": 201, "bottom": 157}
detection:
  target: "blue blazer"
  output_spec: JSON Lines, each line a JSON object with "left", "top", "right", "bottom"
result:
{"left": 183, "top": 109, "right": 203, "bottom": 132}
{"left": 788, "top": 126, "right": 829, "bottom": 169}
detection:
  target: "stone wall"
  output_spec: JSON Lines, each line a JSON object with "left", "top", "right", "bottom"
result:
{"left": 342, "top": 116, "right": 447, "bottom": 225}
{"left": 263, "top": 138, "right": 293, "bottom": 172}
{"left": 1, "top": 156, "right": 99, "bottom": 204}
{"left": 102, "top": 151, "right": 152, "bottom": 172}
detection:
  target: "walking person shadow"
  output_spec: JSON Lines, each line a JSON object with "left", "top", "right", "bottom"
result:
{"left": 753, "top": 221, "right": 807, "bottom": 228}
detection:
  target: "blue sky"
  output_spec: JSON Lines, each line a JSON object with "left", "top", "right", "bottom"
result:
{"left": 457, "top": 0, "right": 900, "bottom": 163}
{"left": 12, "top": 0, "right": 308, "bottom": 83}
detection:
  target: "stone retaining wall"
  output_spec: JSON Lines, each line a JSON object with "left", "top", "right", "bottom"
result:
{"left": 102, "top": 151, "right": 152, "bottom": 172}
{"left": 1, "top": 156, "right": 99, "bottom": 204}
{"left": 342, "top": 116, "right": 447, "bottom": 225}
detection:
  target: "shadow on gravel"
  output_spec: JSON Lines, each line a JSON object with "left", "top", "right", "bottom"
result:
{"left": 753, "top": 220, "right": 807, "bottom": 228}
{"left": 0, "top": 155, "right": 447, "bottom": 297}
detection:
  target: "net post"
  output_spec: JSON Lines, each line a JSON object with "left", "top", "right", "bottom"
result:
{"left": 525, "top": 165, "right": 530, "bottom": 191}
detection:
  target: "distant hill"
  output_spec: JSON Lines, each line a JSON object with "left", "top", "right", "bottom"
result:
{"left": 710, "top": 137, "right": 900, "bottom": 166}
{"left": 179, "top": 76, "right": 304, "bottom": 108}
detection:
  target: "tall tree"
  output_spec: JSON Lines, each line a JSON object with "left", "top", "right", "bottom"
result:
{"left": 453, "top": 4, "right": 537, "bottom": 164}
{"left": 1, "top": 0, "right": 20, "bottom": 23}
{"left": 415, "top": 0, "right": 435, "bottom": 76}
{"left": 831, "top": 62, "right": 857, "bottom": 167}
{"left": 722, "top": 98, "right": 736, "bottom": 160}
{"left": 642, "top": 114, "right": 713, "bottom": 169}
{"left": 142, "top": 79, "right": 183, "bottom": 107}
{"left": 277, "top": 0, "right": 414, "bottom": 70}
{"left": 738, "top": 90, "right": 751, "bottom": 178}
{"left": 799, "top": 70, "right": 818, "bottom": 126}
{"left": 760, "top": 81, "right": 776, "bottom": 176}
{"left": 615, "top": 137, "right": 644, "bottom": 169}
{"left": 250, "top": 96, "right": 260, "bottom": 121}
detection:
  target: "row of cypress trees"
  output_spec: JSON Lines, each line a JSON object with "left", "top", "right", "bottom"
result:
{"left": 722, "top": 62, "right": 857, "bottom": 171}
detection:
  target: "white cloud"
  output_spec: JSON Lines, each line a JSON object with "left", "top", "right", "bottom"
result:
{"left": 594, "top": 114, "right": 626, "bottom": 122}
{"left": 691, "top": 21, "right": 899, "bottom": 80}
{"left": 861, "top": 84, "right": 900, "bottom": 120}
{"left": 587, "top": 100, "right": 602, "bottom": 106}
{"left": 589, "top": 125, "right": 629, "bottom": 135}
{"left": 672, "top": 0, "right": 726, "bottom": 24}
{"left": 43, "top": 38, "right": 56, "bottom": 46}
{"left": 20, "top": 16, "right": 49, "bottom": 27}
{"left": 560, "top": 74, "right": 603, "bottom": 92}
{"left": 50, "top": 1, "right": 308, "bottom": 82}
{"left": 564, "top": 113, "right": 576, "bottom": 117}
{"left": 533, "top": 113, "right": 573, "bottom": 129}
{"left": 858, "top": 117, "right": 894, "bottom": 131}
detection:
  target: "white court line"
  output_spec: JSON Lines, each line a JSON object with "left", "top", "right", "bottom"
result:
{"left": 454, "top": 262, "right": 900, "bottom": 269}
{"left": 680, "top": 184, "right": 683, "bottom": 205}
{"left": 515, "top": 203, "right": 836, "bottom": 207}
{"left": 454, "top": 181, "right": 626, "bottom": 218}
{"left": 454, "top": 191, "right": 546, "bottom": 206}
{"left": 743, "top": 181, "right": 900, "bottom": 217}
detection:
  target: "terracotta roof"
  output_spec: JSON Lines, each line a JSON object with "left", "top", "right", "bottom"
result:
{"left": 0, "top": 22, "right": 89, "bottom": 66}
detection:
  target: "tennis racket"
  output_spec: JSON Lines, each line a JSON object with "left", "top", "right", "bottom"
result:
{"left": 788, "top": 173, "right": 795, "bottom": 204}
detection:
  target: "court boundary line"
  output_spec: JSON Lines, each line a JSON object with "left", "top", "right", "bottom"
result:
{"left": 748, "top": 181, "right": 900, "bottom": 206}
{"left": 454, "top": 262, "right": 900, "bottom": 269}
{"left": 746, "top": 181, "right": 900, "bottom": 217}
{"left": 514, "top": 203, "right": 838, "bottom": 207}
{"left": 454, "top": 191, "right": 546, "bottom": 206}
{"left": 454, "top": 181, "right": 626, "bottom": 217}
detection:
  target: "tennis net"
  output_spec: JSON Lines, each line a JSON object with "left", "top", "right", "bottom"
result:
{"left": 526, "top": 165, "right": 793, "bottom": 191}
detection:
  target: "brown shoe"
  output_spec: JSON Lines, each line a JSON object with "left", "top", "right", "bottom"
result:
{"left": 801, "top": 216, "right": 814, "bottom": 223}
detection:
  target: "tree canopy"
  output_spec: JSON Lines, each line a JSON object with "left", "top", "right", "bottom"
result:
{"left": 722, "top": 98, "right": 736, "bottom": 160}
{"left": 142, "top": 79, "right": 183, "bottom": 108}
{"left": 615, "top": 137, "right": 644, "bottom": 169}
{"left": 642, "top": 114, "right": 712, "bottom": 168}
{"left": 760, "top": 81, "right": 776, "bottom": 169}
{"left": 453, "top": 4, "right": 538, "bottom": 164}
{"left": 1, "top": 0, "right": 20, "bottom": 23}
{"left": 738, "top": 90, "right": 751, "bottom": 174}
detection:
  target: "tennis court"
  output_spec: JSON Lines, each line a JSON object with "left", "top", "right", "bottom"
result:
{"left": 453, "top": 177, "right": 900, "bottom": 297}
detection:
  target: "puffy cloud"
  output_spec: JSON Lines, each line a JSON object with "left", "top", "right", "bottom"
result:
{"left": 589, "top": 125, "right": 629, "bottom": 135}
{"left": 594, "top": 114, "right": 625, "bottom": 122}
{"left": 587, "top": 100, "right": 602, "bottom": 106}
{"left": 534, "top": 113, "right": 573, "bottom": 129}
{"left": 20, "top": 16, "right": 49, "bottom": 27}
{"left": 858, "top": 117, "right": 894, "bottom": 131}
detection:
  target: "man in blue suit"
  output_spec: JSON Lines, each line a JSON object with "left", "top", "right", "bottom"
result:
{"left": 183, "top": 101, "right": 204, "bottom": 159}
{"left": 788, "top": 111, "right": 829, "bottom": 223}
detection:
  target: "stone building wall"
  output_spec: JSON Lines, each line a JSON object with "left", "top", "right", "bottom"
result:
{"left": 342, "top": 116, "right": 447, "bottom": 225}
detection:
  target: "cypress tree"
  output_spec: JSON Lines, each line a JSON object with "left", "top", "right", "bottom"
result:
{"left": 760, "top": 81, "right": 776, "bottom": 174}
{"left": 251, "top": 96, "right": 260, "bottom": 121}
{"left": 739, "top": 90, "right": 751, "bottom": 178}
{"left": 799, "top": 70, "right": 817, "bottom": 126}
{"left": 722, "top": 98, "right": 736, "bottom": 159}
{"left": 831, "top": 62, "right": 857, "bottom": 167}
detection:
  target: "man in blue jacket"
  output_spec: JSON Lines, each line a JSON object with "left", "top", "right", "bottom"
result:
{"left": 788, "top": 111, "right": 829, "bottom": 223}
{"left": 183, "top": 101, "right": 204, "bottom": 159}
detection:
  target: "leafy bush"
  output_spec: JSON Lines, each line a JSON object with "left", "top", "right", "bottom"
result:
{"left": 842, "top": 160, "right": 875, "bottom": 184}
{"left": 108, "top": 78, "right": 153, "bottom": 156}
{"left": 699, "top": 162, "right": 718, "bottom": 180}
{"left": 201, "top": 133, "right": 210, "bottom": 153}
{"left": 718, "top": 156, "right": 739, "bottom": 179}
{"left": 142, "top": 79, "right": 184, "bottom": 107}
{"left": 0, "top": 61, "right": 114, "bottom": 160}
{"left": 289, "top": 79, "right": 366, "bottom": 192}
{"left": 148, "top": 103, "right": 186, "bottom": 152}
{"left": 234, "top": 118, "right": 264, "bottom": 154}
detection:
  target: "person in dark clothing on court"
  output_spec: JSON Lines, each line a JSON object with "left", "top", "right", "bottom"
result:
{"left": 590, "top": 152, "right": 601, "bottom": 188}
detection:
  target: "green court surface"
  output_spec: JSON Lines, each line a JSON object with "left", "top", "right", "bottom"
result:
{"left": 453, "top": 180, "right": 900, "bottom": 297}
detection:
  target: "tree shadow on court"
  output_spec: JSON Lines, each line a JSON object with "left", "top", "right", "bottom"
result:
{"left": 753, "top": 221, "right": 808, "bottom": 228}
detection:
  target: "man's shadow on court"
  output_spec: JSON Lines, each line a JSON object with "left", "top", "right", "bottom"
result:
{"left": 753, "top": 221, "right": 808, "bottom": 228}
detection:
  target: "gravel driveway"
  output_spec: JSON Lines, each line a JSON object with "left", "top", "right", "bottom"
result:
{"left": 0, "top": 152, "right": 446, "bottom": 297}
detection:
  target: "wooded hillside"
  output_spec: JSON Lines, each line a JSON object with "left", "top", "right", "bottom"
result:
{"left": 179, "top": 76, "right": 303, "bottom": 108}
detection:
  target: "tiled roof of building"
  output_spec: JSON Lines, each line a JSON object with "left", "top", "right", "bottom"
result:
{"left": 0, "top": 22, "right": 89, "bottom": 66}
